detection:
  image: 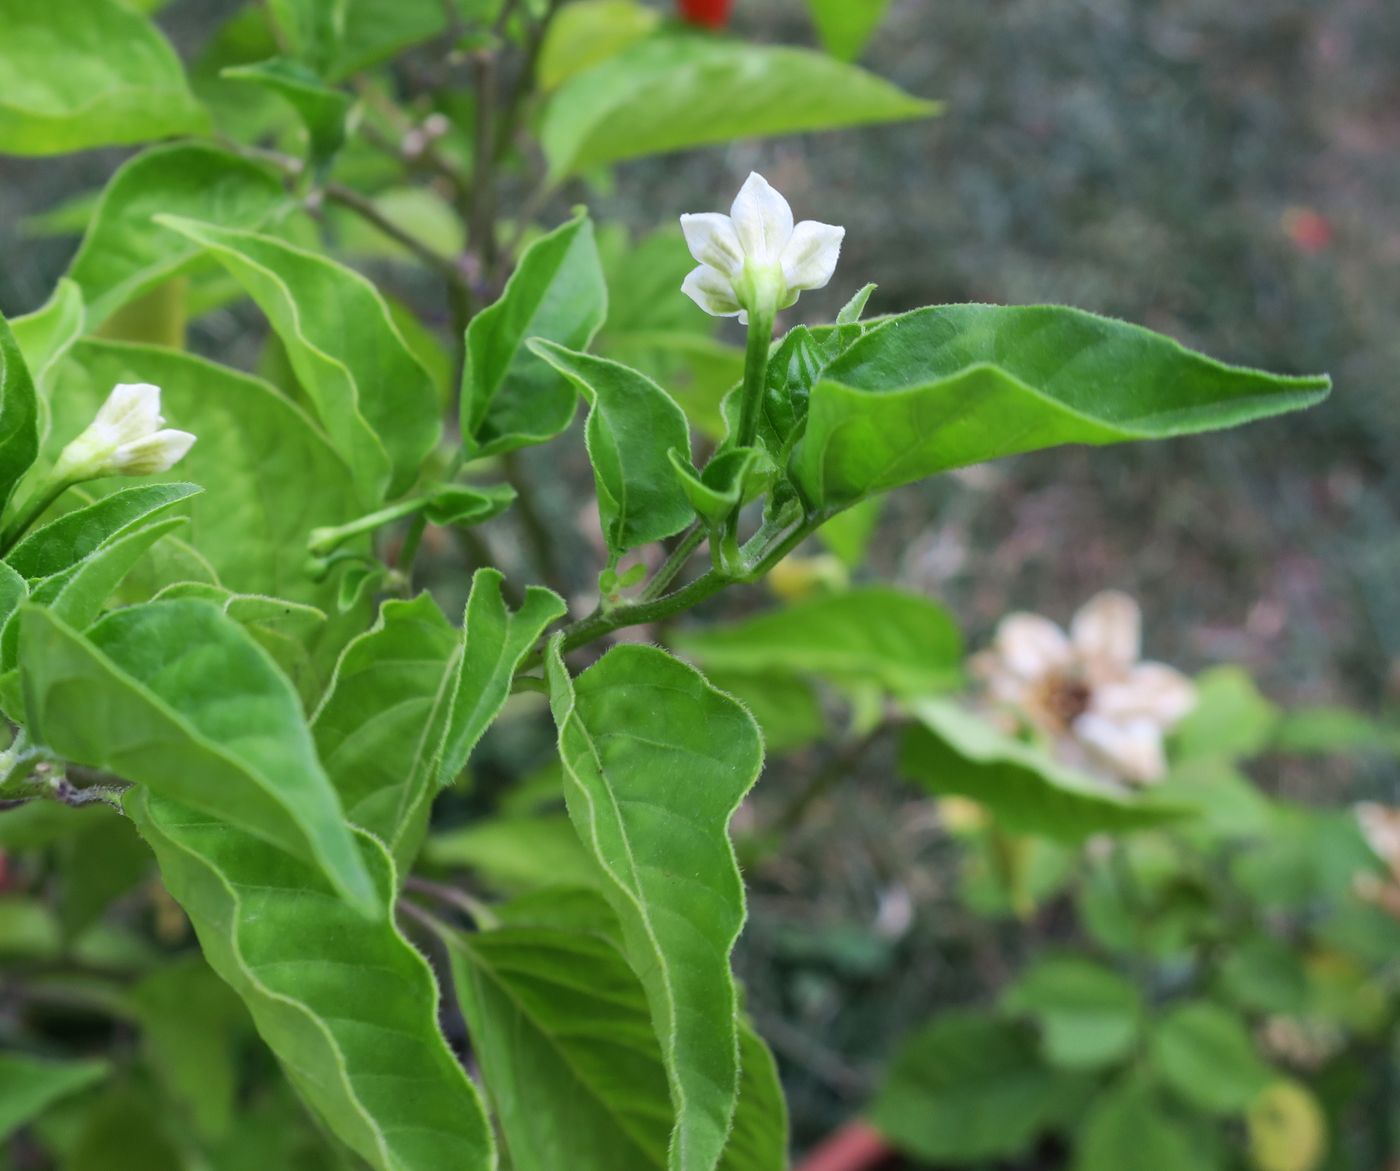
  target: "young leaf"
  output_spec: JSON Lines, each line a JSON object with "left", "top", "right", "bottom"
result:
{"left": 667, "top": 447, "right": 771, "bottom": 532}
{"left": 539, "top": 32, "right": 938, "bottom": 180}
{"left": 10, "top": 279, "right": 85, "bottom": 399}
{"left": 0, "top": 0, "right": 208, "bottom": 156}
{"left": 870, "top": 1012, "right": 1082, "bottom": 1164}
{"left": 66, "top": 144, "right": 286, "bottom": 327}
{"left": 0, "top": 313, "right": 40, "bottom": 517}
{"left": 129, "top": 789, "right": 496, "bottom": 1171}
{"left": 900, "top": 700, "right": 1187, "bottom": 840}
{"left": 0, "top": 1054, "right": 109, "bottom": 1143}
{"left": 20, "top": 600, "right": 377, "bottom": 914}
{"left": 221, "top": 58, "right": 352, "bottom": 171}
{"left": 674, "top": 586, "right": 962, "bottom": 697}
{"left": 156, "top": 217, "right": 440, "bottom": 501}
{"left": 6, "top": 482, "right": 200, "bottom": 583}
{"left": 1148, "top": 1001, "right": 1275, "bottom": 1114}
{"left": 794, "top": 304, "right": 1331, "bottom": 506}
{"left": 537, "top": 0, "right": 662, "bottom": 92}
{"left": 531, "top": 341, "right": 694, "bottom": 556}
{"left": 462, "top": 212, "right": 607, "bottom": 458}
{"left": 62, "top": 341, "right": 361, "bottom": 605}
{"left": 806, "top": 0, "right": 891, "bottom": 62}
{"left": 547, "top": 641, "right": 763, "bottom": 1171}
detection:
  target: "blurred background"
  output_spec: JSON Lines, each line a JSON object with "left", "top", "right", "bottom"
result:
{"left": 2, "top": 0, "right": 1398, "bottom": 1154}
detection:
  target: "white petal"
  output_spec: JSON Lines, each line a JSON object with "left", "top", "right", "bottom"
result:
{"left": 94, "top": 382, "right": 162, "bottom": 445}
{"left": 781, "top": 219, "right": 844, "bottom": 292}
{"left": 729, "top": 172, "right": 793, "bottom": 266}
{"left": 1073, "top": 713, "right": 1167, "bottom": 784}
{"left": 1092, "top": 662, "right": 1196, "bottom": 727}
{"left": 679, "top": 212, "right": 745, "bottom": 278}
{"left": 680, "top": 265, "right": 742, "bottom": 318}
{"left": 1357, "top": 803, "right": 1400, "bottom": 870}
{"left": 111, "top": 429, "right": 196, "bottom": 475}
{"left": 994, "top": 613, "right": 1072, "bottom": 680}
{"left": 1071, "top": 590, "right": 1141, "bottom": 674}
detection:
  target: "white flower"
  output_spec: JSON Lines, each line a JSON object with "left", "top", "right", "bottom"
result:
{"left": 51, "top": 383, "right": 195, "bottom": 484}
{"left": 970, "top": 590, "right": 1196, "bottom": 785}
{"left": 679, "top": 172, "right": 844, "bottom": 323}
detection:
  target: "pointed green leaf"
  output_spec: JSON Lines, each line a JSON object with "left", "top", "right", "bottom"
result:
{"left": 10, "top": 279, "right": 85, "bottom": 399}
{"left": 462, "top": 212, "right": 607, "bottom": 458}
{"left": 66, "top": 144, "right": 286, "bottom": 327}
{"left": 540, "top": 32, "right": 938, "bottom": 180}
{"left": 1075, "top": 1080, "right": 1202, "bottom": 1171}
{"left": 0, "top": 1054, "right": 109, "bottom": 1143}
{"left": 795, "top": 304, "right": 1331, "bottom": 506}
{"left": 547, "top": 641, "right": 763, "bottom": 1171}
{"left": 129, "top": 789, "right": 495, "bottom": 1171}
{"left": 222, "top": 58, "right": 352, "bottom": 170}
{"left": 900, "top": 700, "right": 1187, "bottom": 841}
{"left": 1003, "top": 956, "right": 1142, "bottom": 1070}
{"left": 537, "top": 0, "right": 661, "bottom": 92}
{"left": 6, "top": 482, "right": 200, "bottom": 582}
{"left": 667, "top": 447, "right": 771, "bottom": 531}
{"left": 807, "top": 0, "right": 891, "bottom": 62}
{"left": 20, "top": 600, "right": 377, "bottom": 913}
{"left": 674, "top": 586, "right": 961, "bottom": 697}
{"left": 156, "top": 216, "right": 440, "bottom": 500}
{"left": 531, "top": 341, "right": 694, "bottom": 556}
{"left": 60, "top": 341, "right": 361, "bottom": 606}
{"left": 0, "top": 313, "right": 40, "bottom": 517}
{"left": 0, "top": 0, "right": 208, "bottom": 156}
{"left": 447, "top": 889, "right": 787, "bottom": 1171}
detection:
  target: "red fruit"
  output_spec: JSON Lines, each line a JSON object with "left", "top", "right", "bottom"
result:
{"left": 1283, "top": 207, "right": 1333, "bottom": 254}
{"left": 679, "top": 0, "right": 733, "bottom": 29}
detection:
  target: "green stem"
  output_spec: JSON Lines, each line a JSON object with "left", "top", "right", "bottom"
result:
{"left": 0, "top": 478, "right": 71, "bottom": 555}
{"left": 735, "top": 304, "right": 775, "bottom": 452}
{"left": 308, "top": 494, "right": 437, "bottom": 557}
{"left": 641, "top": 524, "right": 706, "bottom": 601}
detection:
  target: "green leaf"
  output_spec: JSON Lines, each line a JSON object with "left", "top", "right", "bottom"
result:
{"left": 447, "top": 890, "right": 786, "bottom": 1171}
{"left": 531, "top": 341, "right": 694, "bottom": 556}
{"left": 131, "top": 959, "right": 247, "bottom": 1140}
{"left": 128, "top": 789, "right": 495, "bottom": 1171}
{"left": 668, "top": 447, "right": 771, "bottom": 532}
{"left": 156, "top": 216, "right": 440, "bottom": 501}
{"left": 1217, "top": 935, "right": 1308, "bottom": 1016}
{"left": 793, "top": 304, "right": 1331, "bottom": 507}
{"left": 0, "top": 314, "right": 40, "bottom": 520}
{"left": 871, "top": 1012, "right": 1077, "bottom": 1163}
{"left": 1003, "top": 956, "right": 1142, "bottom": 1070}
{"left": 1272, "top": 706, "right": 1400, "bottom": 755}
{"left": 816, "top": 496, "right": 882, "bottom": 568}
{"left": 1169, "top": 666, "right": 1279, "bottom": 762}
{"left": 0, "top": 1054, "right": 108, "bottom": 1143}
{"left": 10, "top": 279, "right": 85, "bottom": 400}
{"left": 312, "top": 593, "right": 460, "bottom": 862}
{"left": 1074, "top": 1080, "right": 1200, "bottom": 1171}
{"left": 37, "top": 516, "right": 188, "bottom": 632}
{"left": 66, "top": 145, "right": 286, "bottom": 327}
{"left": 269, "top": 0, "right": 452, "bottom": 80}
{"left": 313, "top": 572, "right": 565, "bottom": 868}
{"left": 539, "top": 31, "right": 938, "bottom": 181}
{"left": 537, "top": 0, "right": 661, "bottom": 92}
{"left": 67, "top": 1083, "right": 184, "bottom": 1171}
{"left": 425, "top": 815, "right": 602, "bottom": 894}
{"left": 222, "top": 58, "right": 351, "bottom": 170}
{"left": 462, "top": 212, "right": 607, "bottom": 459}
{"left": 1148, "top": 1000, "right": 1275, "bottom": 1114}
{"left": 547, "top": 641, "right": 763, "bottom": 1171}
{"left": 0, "top": 0, "right": 207, "bottom": 156}
{"left": 60, "top": 341, "right": 361, "bottom": 607}
{"left": 900, "top": 700, "right": 1187, "bottom": 840}
{"left": 6, "top": 482, "right": 199, "bottom": 582}
{"left": 674, "top": 586, "right": 962, "bottom": 698}
{"left": 703, "top": 668, "right": 825, "bottom": 755}
{"left": 806, "top": 0, "right": 891, "bottom": 61}
{"left": 20, "top": 600, "right": 377, "bottom": 914}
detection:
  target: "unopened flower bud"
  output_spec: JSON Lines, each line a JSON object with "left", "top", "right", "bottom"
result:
{"left": 51, "top": 383, "right": 196, "bottom": 484}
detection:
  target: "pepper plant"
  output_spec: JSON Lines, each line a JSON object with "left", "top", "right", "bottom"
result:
{"left": 0, "top": 1, "right": 1332, "bottom": 1168}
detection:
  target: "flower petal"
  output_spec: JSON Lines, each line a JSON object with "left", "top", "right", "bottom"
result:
{"left": 1092, "top": 661, "right": 1196, "bottom": 727}
{"left": 1357, "top": 803, "right": 1400, "bottom": 871}
{"left": 729, "top": 172, "right": 793, "bottom": 266}
{"left": 781, "top": 219, "right": 844, "bottom": 291}
{"left": 1073, "top": 713, "right": 1167, "bottom": 784}
{"left": 111, "top": 429, "right": 196, "bottom": 475}
{"left": 94, "top": 382, "right": 163, "bottom": 445}
{"left": 1071, "top": 590, "right": 1141, "bottom": 675}
{"left": 994, "top": 613, "right": 1072, "bottom": 680}
{"left": 679, "top": 212, "right": 745, "bottom": 278}
{"left": 680, "top": 265, "right": 742, "bottom": 318}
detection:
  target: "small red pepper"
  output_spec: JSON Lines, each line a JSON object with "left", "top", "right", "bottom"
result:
{"left": 678, "top": 0, "right": 733, "bottom": 29}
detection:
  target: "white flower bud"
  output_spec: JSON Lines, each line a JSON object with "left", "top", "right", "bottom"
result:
{"left": 51, "top": 383, "right": 196, "bottom": 484}
{"left": 679, "top": 172, "right": 844, "bottom": 323}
